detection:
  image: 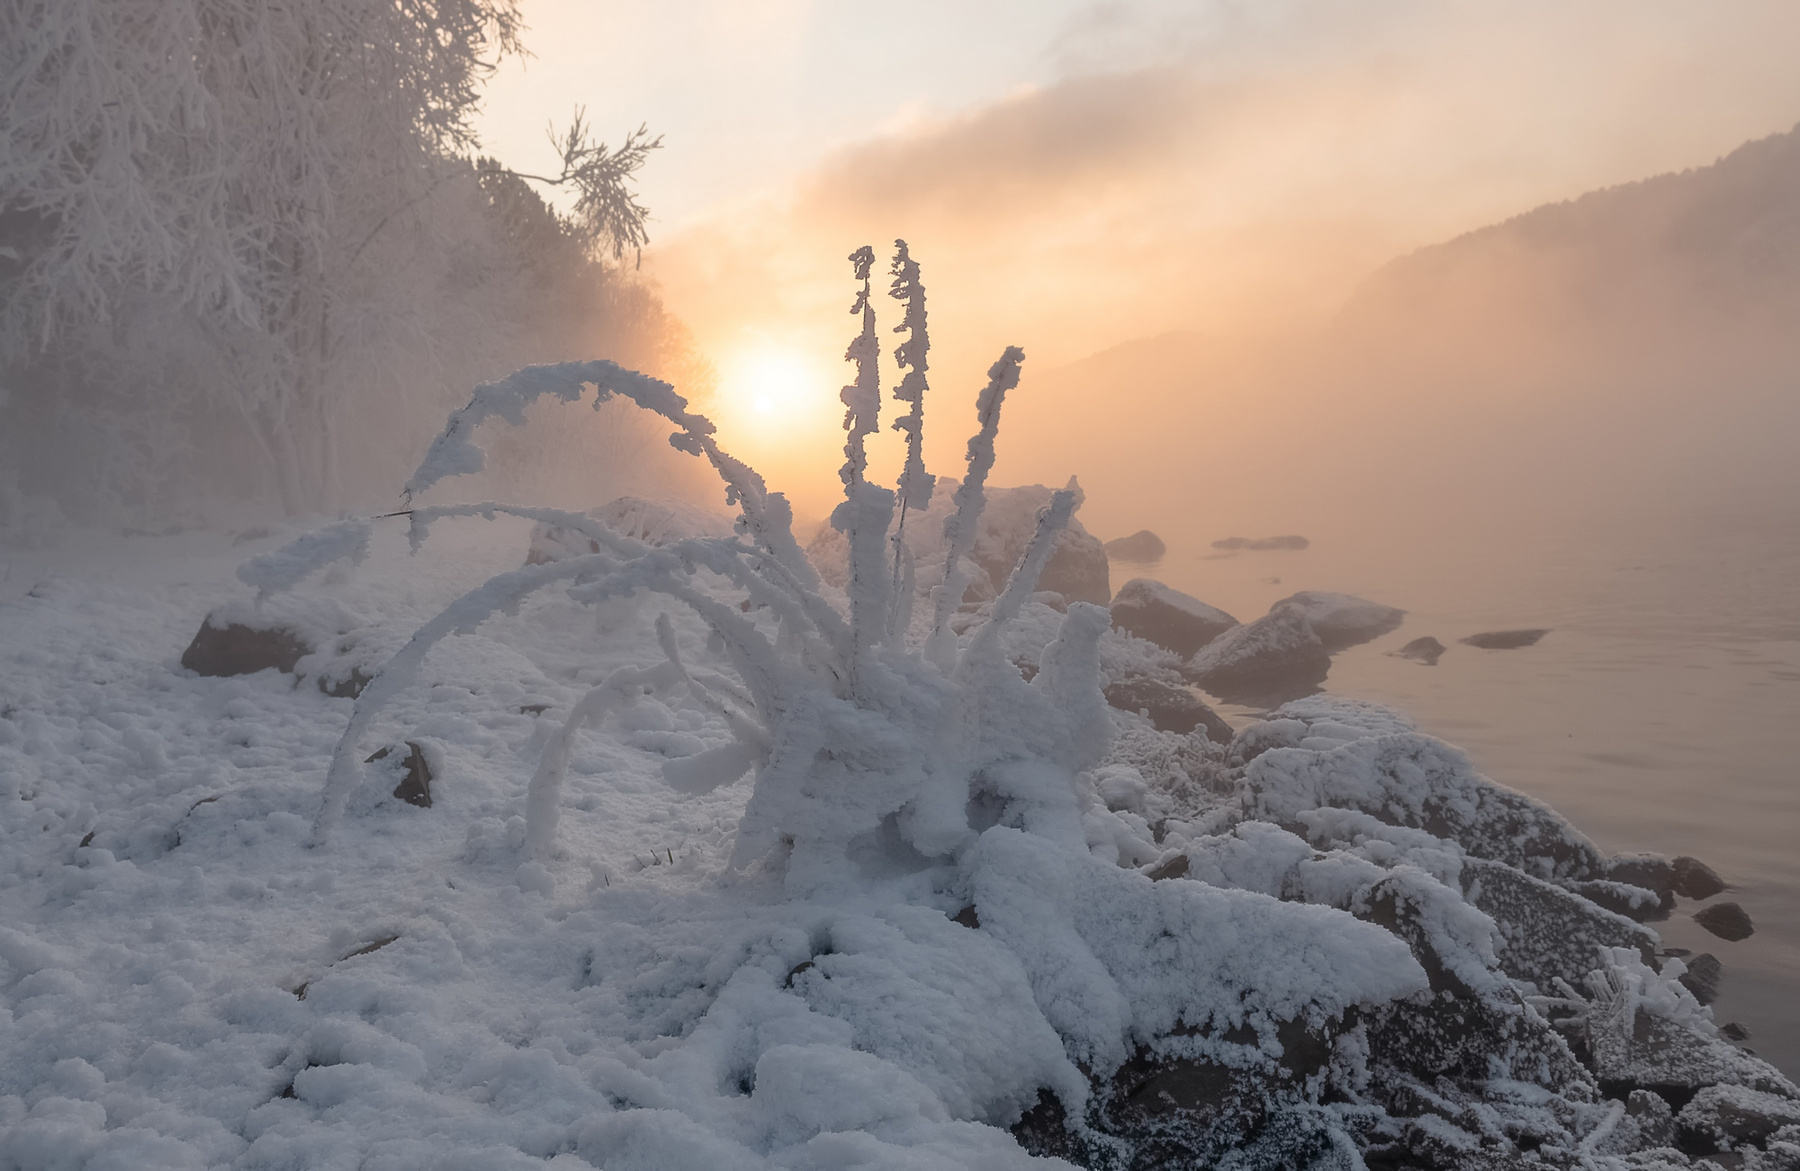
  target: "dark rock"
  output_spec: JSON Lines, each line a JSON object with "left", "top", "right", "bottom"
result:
{"left": 1109, "top": 578, "right": 1238, "bottom": 657}
{"left": 1103, "top": 677, "right": 1234, "bottom": 743}
{"left": 1674, "top": 856, "right": 1728, "bottom": 901}
{"left": 1009, "top": 1089, "right": 1101, "bottom": 1166}
{"left": 368, "top": 742, "right": 432, "bottom": 808}
{"left": 1602, "top": 853, "right": 1677, "bottom": 900}
{"left": 1461, "top": 859, "right": 1660, "bottom": 992}
{"left": 1721, "top": 1022, "right": 1752, "bottom": 1043}
{"left": 1678, "top": 1085, "right": 1800, "bottom": 1150}
{"left": 1036, "top": 528, "right": 1112, "bottom": 606}
{"left": 1580, "top": 1003, "right": 1788, "bottom": 1103}
{"left": 1185, "top": 602, "right": 1329, "bottom": 705}
{"left": 1212, "top": 535, "right": 1310, "bottom": 551}
{"left": 951, "top": 905, "right": 980, "bottom": 929}
{"left": 1393, "top": 636, "right": 1447, "bottom": 665}
{"left": 1678, "top": 953, "right": 1723, "bottom": 1006}
{"left": 1241, "top": 706, "right": 1622, "bottom": 882}
{"left": 1272, "top": 591, "right": 1406, "bottom": 652}
{"left": 964, "top": 486, "right": 1113, "bottom": 605}
{"left": 181, "top": 618, "right": 310, "bottom": 677}
{"left": 1096, "top": 1018, "right": 1350, "bottom": 1169}
{"left": 1625, "top": 1088, "right": 1678, "bottom": 1150}
{"left": 1103, "top": 530, "right": 1166, "bottom": 562}
{"left": 317, "top": 667, "right": 372, "bottom": 699}
{"left": 1459, "top": 629, "right": 1550, "bottom": 650}
{"left": 1145, "top": 855, "right": 1190, "bottom": 881}
{"left": 1694, "top": 902, "right": 1754, "bottom": 942}
{"left": 784, "top": 960, "right": 814, "bottom": 987}
{"left": 1561, "top": 876, "right": 1673, "bottom": 922}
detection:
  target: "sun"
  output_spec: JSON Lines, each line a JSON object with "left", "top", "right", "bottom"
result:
{"left": 734, "top": 347, "right": 816, "bottom": 419}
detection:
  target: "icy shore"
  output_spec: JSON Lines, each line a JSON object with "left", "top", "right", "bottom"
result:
{"left": 2, "top": 517, "right": 1795, "bottom": 1170}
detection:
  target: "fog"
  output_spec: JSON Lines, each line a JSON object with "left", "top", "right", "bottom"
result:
{"left": 7, "top": 2, "right": 1800, "bottom": 1148}
{"left": 618, "top": 0, "right": 1800, "bottom": 538}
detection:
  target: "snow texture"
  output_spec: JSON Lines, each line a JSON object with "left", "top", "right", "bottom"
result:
{"left": 5, "top": 251, "right": 1795, "bottom": 1169}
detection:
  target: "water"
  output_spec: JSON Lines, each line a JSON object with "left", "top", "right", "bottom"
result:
{"left": 1140, "top": 503, "right": 1800, "bottom": 1076}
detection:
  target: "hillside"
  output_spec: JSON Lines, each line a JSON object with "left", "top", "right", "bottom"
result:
{"left": 993, "top": 123, "right": 1800, "bottom": 539}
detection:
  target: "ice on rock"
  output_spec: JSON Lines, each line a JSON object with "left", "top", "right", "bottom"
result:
{"left": 1239, "top": 697, "right": 1614, "bottom": 880}
{"left": 1271, "top": 590, "right": 1405, "bottom": 652}
{"left": 1186, "top": 601, "right": 1330, "bottom": 705}
{"left": 1109, "top": 577, "right": 1238, "bottom": 658}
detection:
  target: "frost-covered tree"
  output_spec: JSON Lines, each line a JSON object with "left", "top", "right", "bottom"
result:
{"left": 0, "top": 0, "right": 664, "bottom": 518}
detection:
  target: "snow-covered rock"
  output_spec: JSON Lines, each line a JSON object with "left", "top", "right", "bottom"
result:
{"left": 808, "top": 480, "right": 1111, "bottom": 607}
{"left": 525, "top": 494, "right": 733, "bottom": 564}
{"left": 1102, "top": 678, "right": 1233, "bottom": 744}
{"left": 1108, "top": 578, "right": 1237, "bottom": 658}
{"left": 179, "top": 613, "right": 310, "bottom": 678}
{"left": 1272, "top": 590, "right": 1405, "bottom": 652}
{"left": 972, "top": 486, "right": 1110, "bottom": 606}
{"left": 1185, "top": 601, "right": 1330, "bottom": 704}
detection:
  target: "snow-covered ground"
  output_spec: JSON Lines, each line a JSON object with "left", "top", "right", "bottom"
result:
{"left": 6, "top": 514, "right": 1798, "bottom": 1170}
{"left": 4, "top": 332, "right": 1797, "bottom": 1170}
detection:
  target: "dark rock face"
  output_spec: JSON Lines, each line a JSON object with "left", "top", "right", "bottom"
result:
{"left": 1394, "top": 635, "right": 1447, "bottom": 665}
{"left": 317, "top": 667, "right": 372, "bottom": 699}
{"left": 1212, "top": 535, "right": 1309, "bottom": 551}
{"left": 1109, "top": 578, "right": 1238, "bottom": 657}
{"left": 1695, "top": 901, "right": 1755, "bottom": 942}
{"left": 1013, "top": 1017, "right": 1356, "bottom": 1170}
{"left": 1103, "top": 530, "right": 1166, "bottom": 562}
{"left": 1272, "top": 590, "right": 1405, "bottom": 652}
{"left": 181, "top": 619, "right": 310, "bottom": 677}
{"left": 1678, "top": 1085, "right": 1800, "bottom": 1151}
{"left": 1035, "top": 528, "right": 1112, "bottom": 606}
{"left": 1121, "top": 698, "right": 1800, "bottom": 1171}
{"left": 1674, "top": 855, "right": 1728, "bottom": 900}
{"left": 1460, "top": 859, "right": 1660, "bottom": 991}
{"left": 1678, "top": 953, "right": 1723, "bottom": 1005}
{"left": 1103, "top": 677, "right": 1234, "bottom": 744}
{"left": 1561, "top": 876, "right": 1673, "bottom": 922}
{"left": 1460, "top": 629, "right": 1550, "bottom": 650}
{"left": 367, "top": 742, "right": 432, "bottom": 808}
{"left": 1185, "top": 602, "right": 1329, "bottom": 705}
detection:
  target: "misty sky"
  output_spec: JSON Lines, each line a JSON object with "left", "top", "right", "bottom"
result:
{"left": 476, "top": 0, "right": 1800, "bottom": 496}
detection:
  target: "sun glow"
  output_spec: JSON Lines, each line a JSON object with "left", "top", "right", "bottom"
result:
{"left": 710, "top": 341, "right": 849, "bottom": 502}
{"left": 736, "top": 348, "right": 816, "bottom": 419}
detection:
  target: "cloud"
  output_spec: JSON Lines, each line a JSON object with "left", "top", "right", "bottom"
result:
{"left": 642, "top": 0, "right": 1800, "bottom": 508}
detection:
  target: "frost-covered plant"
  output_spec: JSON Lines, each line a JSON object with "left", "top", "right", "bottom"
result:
{"left": 255, "top": 241, "right": 1103, "bottom": 892}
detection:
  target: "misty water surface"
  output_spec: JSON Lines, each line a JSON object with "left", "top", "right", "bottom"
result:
{"left": 1130, "top": 500, "right": 1800, "bottom": 1076}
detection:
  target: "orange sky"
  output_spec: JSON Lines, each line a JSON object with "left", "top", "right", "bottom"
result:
{"left": 477, "top": 1, "right": 1800, "bottom": 516}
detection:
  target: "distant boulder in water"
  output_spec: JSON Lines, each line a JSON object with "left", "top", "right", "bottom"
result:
{"left": 1184, "top": 601, "right": 1329, "bottom": 705}
{"left": 1461, "top": 629, "right": 1550, "bottom": 650}
{"left": 1272, "top": 590, "right": 1405, "bottom": 652}
{"left": 1103, "top": 530, "right": 1166, "bottom": 562}
{"left": 1110, "top": 578, "right": 1238, "bottom": 657}
{"left": 1694, "top": 901, "right": 1755, "bottom": 942}
{"left": 1673, "top": 855, "right": 1728, "bottom": 901}
{"left": 1212, "top": 535, "right": 1309, "bottom": 552}
{"left": 1393, "top": 636, "right": 1447, "bottom": 665}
